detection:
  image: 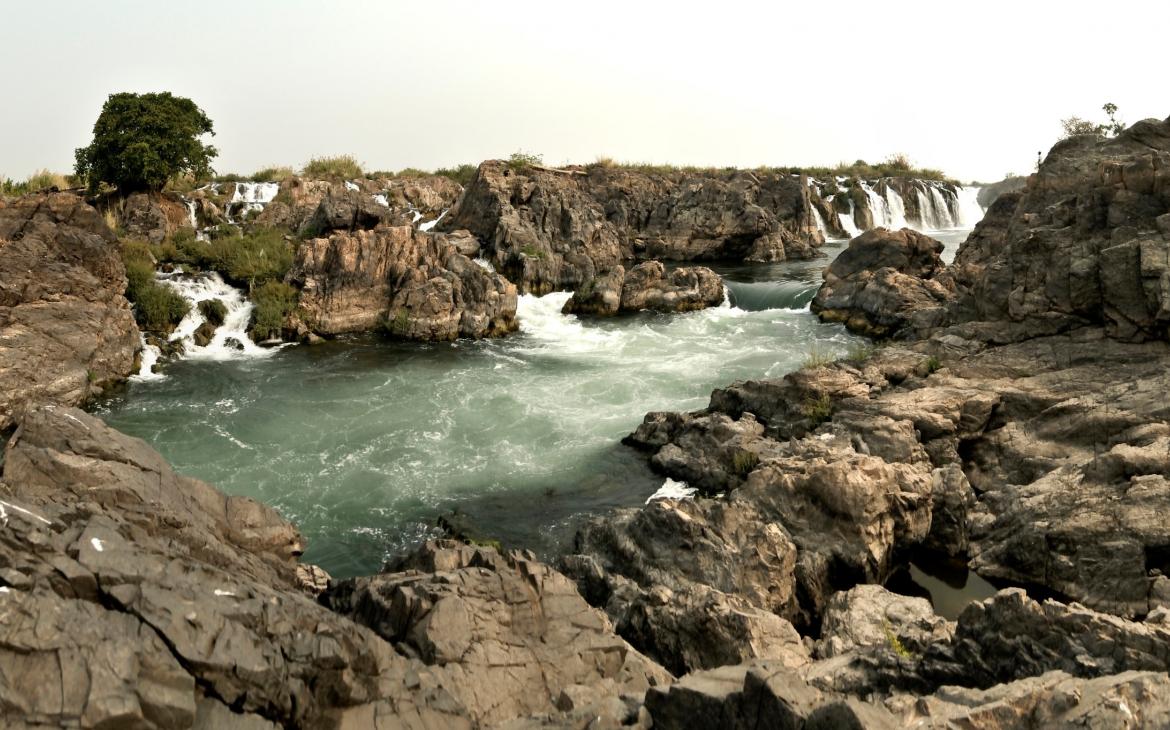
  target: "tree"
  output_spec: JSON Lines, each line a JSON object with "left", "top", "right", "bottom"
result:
{"left": 1059, "top": 103, "right": 1126, "bottom": 141}
{"left": 75, "top": 92, "right": 217, "bottom": 194}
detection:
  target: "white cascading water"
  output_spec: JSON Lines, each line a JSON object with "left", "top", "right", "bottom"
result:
{"left": 927, "top": 185, "right": 957, "bottom": 229}
{"left": 834, "top": 197, "right": 862, "bottom": 238}
{"left": 860, "top": 182, "right": 892, "bottom": 228}
{"left": 956, "top": 186, "right": 985, "bottom": 228}
{"left": 420, "top": 208, "right": 448, "bottom": 232}
{"left": 344, "top": 180, "right": 361, "bottom": 192}
{"left": 883, "top": 186, "right": 909, "bottom": 230}
{"left": 373, "top": 194, "right": 389, "bottom": 207}
{"left": 226, "top": 182, "right": 280, "bottom": 222}
{"left": 809, "top": 205, "right": 828, "bottom": 235}
{"left": 132, "top": 333, "right": 165, "bottom": 381}
{"left": 158, "top": 271, "right": 281, "bottom": 361}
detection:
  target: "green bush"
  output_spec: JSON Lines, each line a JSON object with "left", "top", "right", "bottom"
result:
{"left": 434, "top": 164, "right": 478, "bottom": 186}
{"left": 250, "top": 281, "right": 298, "bottom": 341}
{"left": 801, "top": 394, "right": 832, "bottom": 424}
{"left": 302, "top": 155, "right": 363, "bottom": 180}
{"left": 75, "top": 92, "right": 217, "bottom": 194}
{"left": 171, "top": 227, "right": 294, "bottom": 287}
{"left": 1, "top": 170, "right": 74, "bottom": 196}
{"left": 120, "top": 240, "right": 189, "bottom": 331}
{"left": 507, "top": 151, "right": 543, "bottom": 172}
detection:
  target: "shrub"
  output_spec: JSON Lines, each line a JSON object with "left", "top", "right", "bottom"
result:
{"left": 846, "top": 342, "right": 876, "bottom": 363}
{"left": 801, "top": 345, "right": 835, "bottom": 369}
{"left": 198, "top": 298, "right": 227, "bottom": 326}
{"left": 175, "top": 227, "right": 293, "bottom": 287}
{"left": 75, "top": 92, "right": 217, "bottom": 194}
{"left": 1, "top": 170, "right": 74, "bottom": 196}
{"left": 120, "top": 240, "right": 189, "bottom": 331}
{"left": 303, "top": 155, "right": 363, "bottom": 180}
{"left": 251, "top": 166, "right": 295, "bottom": 182}
{"left": 801, "top": 394, "right": 832, "bottom": 424}
{"left": 731, "top": 450, "right": 759, "bottom": 477}
{"left": 393, "top": 167, "right": 431, "bottom": 178}
{"left": 507, "top": 150, "right": 543, "bottom": 172}
{"left": 250, "top": 281, "right": 298, "bottom": 341}
{"left": 923, "top": 355, "right": 942, "bottom": 375}
{"left": 434, "top": 164, "right": 478, "bottom": 186}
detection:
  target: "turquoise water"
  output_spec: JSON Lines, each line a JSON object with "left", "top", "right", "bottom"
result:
{"left": 96, "top": 232, "right": 971, "bottom": 578}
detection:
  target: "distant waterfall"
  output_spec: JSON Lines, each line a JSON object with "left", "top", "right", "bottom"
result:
{"left": 809, "top": 205, "right": 828, "bottom": 235}
{"left": 226, "top": 182, "right": 280, "bottom": 222}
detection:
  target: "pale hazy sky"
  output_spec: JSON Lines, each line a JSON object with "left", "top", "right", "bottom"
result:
{"left": 2, "top": 1, "right": 1166, "bottom": 183}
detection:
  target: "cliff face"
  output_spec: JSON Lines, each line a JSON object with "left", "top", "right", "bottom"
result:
{"left": 0, "top": 193, "right": 139, "bottom": 429}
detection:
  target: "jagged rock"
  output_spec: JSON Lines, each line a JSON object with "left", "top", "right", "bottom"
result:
{"left": 0, "top": 192, "right": 139, "bottom": 430}
{"left": 291, "top": 224, "right": 518, "bottom": 340}
{"left": 951, "top": 589, "right": 1170, "bottom": 687}
{"left": 890, "top": 670, "right": 1170, "bottom": 728}
{"left": 322, "top": 540, "right": 671, "bottom": 726}
{"left": 442, "top": 161, "right": 825, "bottom": 294}
{"left": 120, "top": 191, "right": 190, "bottom": 243}
{"left": 811, "top": 227, "right": 955, "bottom": 337}
{"left": 816, "top": 584, "right": 954, "bottom": 660}
{"left": 975, "top": 174, "right": 1028, "bottom": 209}
{"left": 949, "top": 118, "right": 1170, "bottom": 342}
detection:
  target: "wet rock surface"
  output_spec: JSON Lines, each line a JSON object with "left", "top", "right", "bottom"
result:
{"left": 0, "top": 192, "right": 139, "bottom": 430}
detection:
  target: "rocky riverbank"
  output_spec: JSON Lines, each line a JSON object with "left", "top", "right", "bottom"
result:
{"left": 3, "top": 120, "right": 1169, "bottom": 727}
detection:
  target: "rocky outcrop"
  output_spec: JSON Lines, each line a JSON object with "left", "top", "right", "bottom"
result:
{"left": 811, "top": 227, "right": 956, "bottom": 337}
{"left": 119, "top": 192, "right": 191, "bottom": 243}
{"left": 563, "top": 261, "right": 724, "bottom": 316}
{"left": 0, "top": 193, "right": 139, "bottom": 430}
{"left": 291, "top": 224, "right": 517, "bottom": 340}
{"left": 441, "top": 161, "right": 825, "bottom": 294}
{"left": 323, "top": 540, "right": 671, "bottom": 726}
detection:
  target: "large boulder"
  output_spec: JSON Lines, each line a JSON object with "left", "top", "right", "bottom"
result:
{"left": 563, "top": 261, "right": 724, "bottom": 316}
{"left": 811, "top": 227, "right": 954, "bottom": 337}
{"left": 291, "top": 224, "right": 517, "bottom": 340}
{"left": 0, "top": 193, "right": 139, "bottom": 430}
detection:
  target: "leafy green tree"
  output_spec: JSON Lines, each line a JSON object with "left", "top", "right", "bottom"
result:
{"left": 75, "top": 92, "right": 217, "bottom": 194}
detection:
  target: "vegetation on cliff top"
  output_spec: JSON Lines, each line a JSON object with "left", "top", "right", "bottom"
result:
{"left": 586, "top": 152, "right": 954, "bottom": 183}
{"left": 75, "top": 92, "right": 218, "bottom": 194}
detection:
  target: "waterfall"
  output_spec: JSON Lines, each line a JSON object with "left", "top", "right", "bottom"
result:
{"left": 373, "top": 194, "right": 389, "bottom": 207}
{"left": 420, "top": 208, "right": 449, "bottom": 232}
{"left": 227, "top": 182, "right": 280, "bottom": 222}
{"left": 810, "top": 205, "right": 828, "bottom": 235}
{"left": 860, "top": 182, "right": 893, "bottom": 228}
{"left": 185, "top": 200, "right": 197, "bottom": 228}
{"left": 883, "top": 186, "right": 909, "bottom": 230}
{"left": 956, "top": 186, "right": 986, "bottom": 227}
{"left": 927, "top": 185, "right": 957, "bottom": 229}
{"left": 132, "top": 333, "right": 165, "bottom": 381}
{"left": 158, "top": 271, "right": 282, "bottom": 361}
{"left": 834, "top": 197, "right": 861, "bottom": 239}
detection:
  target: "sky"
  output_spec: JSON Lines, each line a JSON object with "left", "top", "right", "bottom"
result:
{"left": 1, "top": 0, "right": 1167, "bottom": 184}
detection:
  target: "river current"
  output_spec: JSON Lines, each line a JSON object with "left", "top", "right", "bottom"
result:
{"left": 97, "top": 230, "right": 972, "bottom": 578}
